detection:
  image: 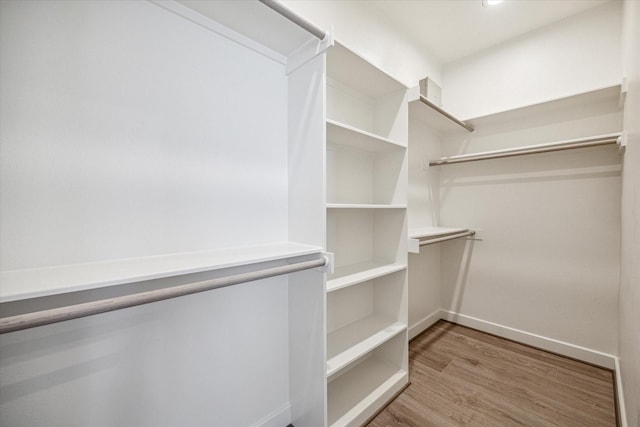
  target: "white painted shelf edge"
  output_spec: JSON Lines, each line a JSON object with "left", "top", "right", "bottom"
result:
{"left": 328, "top": 358, "right": 408, "bottom": 427}
{"left": 0, "top": 242, "right": 324, "bottom": 303}
{"left": 327, "top": 263, "right": 407, "bottom": 293}
{"left": 327, "top": 204, "right": 407, "bottom": 209}
{"left": 327, "top": 317, "right": 406, "bottom": 378}
{"left": 326, "top": 119, "right": 407, "bottom": 151}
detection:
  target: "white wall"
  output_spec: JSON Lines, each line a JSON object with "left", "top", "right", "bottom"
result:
{"left": 619, "top": 0, "right": 640, "bottom": 424}
{"left": 407, "top": 117, "right": 442, "bottom": 337}
{"left": 0, "top": 1, "right": 298, "bottom": 425}
{"left": 281, "top": 0, "right": 442, "bottom": 89}
{"left": 438, "top": 106, "right": 622, "bottom": 362}
{"left": 442, "top": 2, "right": 622, "bottom": 119}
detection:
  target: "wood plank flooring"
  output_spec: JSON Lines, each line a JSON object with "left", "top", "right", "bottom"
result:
{"left": 367, "top": 321, "right": 617, "bottom": 426}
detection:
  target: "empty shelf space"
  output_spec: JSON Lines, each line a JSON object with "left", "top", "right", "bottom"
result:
{"left": 327, "top": 316, "right": 406, "bottom": 378}
{"left": 327, "top": 119, "right": 406, "bottom": 152}
{"left": 327, "top": 262, "right": 406, "bottom": 292}
{"left": 328, "top": 357, "right": 408, "bottom": 427}
{"left": 0, "top": 242, "right": 323, "bottom": 302}
{"left": 327, "top": 204, "right": 407, "bottom": 209}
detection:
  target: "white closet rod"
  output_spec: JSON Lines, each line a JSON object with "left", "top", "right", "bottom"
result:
{"left": 258, "top": 0, "right": 327, "bottom": 40}
{"left": 0, "top": 257, "right": 327, "bottom": 334}
{"left": 419, "top": 230, "right": 476, "bottom": 246}
{"left": 429, "top": 133, "right": 621, "bottom": 166}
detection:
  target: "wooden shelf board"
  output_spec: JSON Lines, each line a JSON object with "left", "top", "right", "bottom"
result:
{"left": 327, "top": 119, "right": 406, "bottom": 152}
{"left": 328, "top": 357, "right": 408, "bottom": 427}
{"left": 327, "top": 316, "right": 406, "bottom": 378}
{"left": 0, "top": 242, "right": 323, "bottom": 303}
{"left": 327, "top": 262, "right": 406, "bottom": 293}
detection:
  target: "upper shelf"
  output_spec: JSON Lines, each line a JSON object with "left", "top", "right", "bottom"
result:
{"left": 465, "top": 84, "right": 624, "bottom": 128}
{"left": 0, "top": 242, "right": 324, "bottom": 303}
{"left": 408, "top": 86, "right": 474, "bottom": 133}
{"left": 327, "top": 119, "right": 406, "bottom": 152}
{"left": 327, "top": 42, "right": 405, "bottom": 98}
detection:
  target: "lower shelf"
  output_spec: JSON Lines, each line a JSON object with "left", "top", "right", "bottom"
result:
{"left": 328, "top": 357, "right": 408, "bottom": 427}
{"left": 327, "top": 316, "right": 406, "bottom": 378}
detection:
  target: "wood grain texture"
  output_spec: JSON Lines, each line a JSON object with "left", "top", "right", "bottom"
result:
{"left": 367, "top": 321, "right": 617, "bottom": 426}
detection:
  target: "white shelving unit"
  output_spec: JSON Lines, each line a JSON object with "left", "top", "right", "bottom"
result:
{"left": 325, "top": 42, "right": 409, "bottom": 427}
{"left": 0, "top": 2, "right": 329, "bottom": 427}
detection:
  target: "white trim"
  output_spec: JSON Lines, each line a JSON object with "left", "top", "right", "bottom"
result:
{"left": 148, "top": 0, "right": 287, "bottom": 65}
{"left": 614, "top": 357, "right": 629, "bottom": 427}
{"left": 408, "top": 309, "right": 442, "bottom": 340}
{"left": 251, "top": 403, "right": 291, "bottom": 427}
{"left": 439, "top": 310, "right": 617, "bottom": 369}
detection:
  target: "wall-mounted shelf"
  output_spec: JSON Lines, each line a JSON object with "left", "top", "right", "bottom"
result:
{"left": 408, "top": 86, "right": 474, "bottom": 133}
{"left": 0, "top": 242, "right": 323, "bottom": 303}
{"left": 463, "top": 84, "right": 624, "bottom": 127}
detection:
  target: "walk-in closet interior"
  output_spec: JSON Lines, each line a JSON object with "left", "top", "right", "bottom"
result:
{"left": 1, "top": 1, "right": 638, "bottom": 426}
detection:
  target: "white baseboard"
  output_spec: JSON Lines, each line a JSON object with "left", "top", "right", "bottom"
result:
{"left": 439, "top": 310, "right": 617, "bottom": 369}
{"left": 614, "top": 357, "right": 628, "bottom": 427}
{"left": 408, "top": 309, "right": 442, "bottom": 340}
{"left": 251, "top": 403, "right": 291, "bottom": 427}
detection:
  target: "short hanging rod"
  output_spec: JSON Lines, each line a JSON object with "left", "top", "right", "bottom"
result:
{"left": 258, "top": 0, "right": 327, "bottom": 40}
{"left": 429, "top": 133, "right": 622, "bottom": 166}
{"left": 419, "top": 230, "right": 476, "bottom": 246}
{"left": 0, "top": 257, "right": 327, "bottom": 334}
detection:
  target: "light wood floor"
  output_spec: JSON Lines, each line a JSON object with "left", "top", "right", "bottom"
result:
{"left": 367, "top": 321, "right": 617, "bottom": 426}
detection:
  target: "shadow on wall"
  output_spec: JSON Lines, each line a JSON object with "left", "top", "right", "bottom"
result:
{"left": 442, "top": 238, "right": 476, "bottom": 317}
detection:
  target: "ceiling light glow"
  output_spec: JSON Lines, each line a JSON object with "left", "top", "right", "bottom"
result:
{"left": 483, "top": 0, "right": 504, "bottom": 6}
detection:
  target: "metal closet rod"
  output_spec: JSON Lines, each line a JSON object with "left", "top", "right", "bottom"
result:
{"left": 0, "top": 257, "right": 327, "bottom": 335}
{"left": 429, "top": 133, "right": 622, "bottom": 166}
{"left": 419, "top": 230, "right": 476, "bottom": 246}
{"left": 258, "top": 0, "right": 327, "bottom": 40}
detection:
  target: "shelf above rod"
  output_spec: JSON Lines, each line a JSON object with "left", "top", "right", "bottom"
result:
{"left": 419, "top": 95, "right": 475, "bottom": 133}
{"left": 0, "top": 257, "right": 327, "bottom": 334}
{"left": 429, "top": 133, "right": 622, "bottom": 166}
{"left": 419, "top": 230, "right": 476, "bottom": 246}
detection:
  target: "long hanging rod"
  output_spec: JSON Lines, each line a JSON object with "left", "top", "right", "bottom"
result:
{"left": 419, "top": 230, "right": 476, "bottom": 246}
{"left": 419, "top": 96, "right": 475, "bottom": 132}
{"left": 0, "top": 257, "right": 327, "bottom": 334}
{"left": 258, "top": 0, "right": 327, "bottom": 40}
{"left": 429, "top": 133, "right": 621, "bottom": 166}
